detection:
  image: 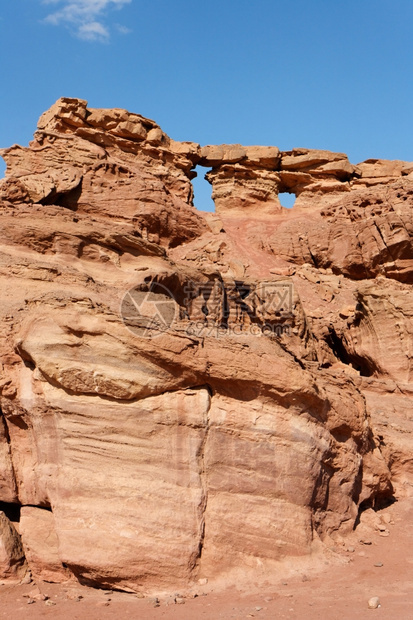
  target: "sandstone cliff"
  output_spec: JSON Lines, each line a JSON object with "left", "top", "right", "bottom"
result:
{"left": 0, "top": 98, "right": 412, "bottom": 592}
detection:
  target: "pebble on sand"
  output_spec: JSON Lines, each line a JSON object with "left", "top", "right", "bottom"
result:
{"left": 368, "top": 596, "right": 380, "bottom": 609}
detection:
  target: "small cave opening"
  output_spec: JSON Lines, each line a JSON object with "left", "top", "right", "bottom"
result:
{"left": 0, "top": 501, "right": 21, "bottom": 524}
{"left": 353, "top": 495, "right": 397, "bottom": 529}
{"left": 278, "top": 192, "right": 296, "bottom": 209}
{"left": 325, "top": 328, "right": 377, "bottom": 377}
{"left": 39, "top": 181, "right": 82, "bottom": 210}
{"left": 191, "top": 166, "right": 215, "bottom": 212}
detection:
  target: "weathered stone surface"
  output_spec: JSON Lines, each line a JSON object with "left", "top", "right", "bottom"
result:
{"left": 0, "top": 416, "right": 17, "bottom": 503}
{"left": 355, "top": 158, "right": 413, "bottom": 187}
{"left": 0, "top": 512, "right": 27, "bottom": 581}
{"left": 206, "top": 164, "right": 283, "bottom": 214}
{"left": 0, "top": 97, "right": 412, "bottom": 592}
{"left": 19, "top": 507, "right": 70, "bottom": 583}
{"left": 199, "top": 144, "right": 247, "bottom": 166}
{"left": 0, "top": 97, "right": 207, "bottom": 248}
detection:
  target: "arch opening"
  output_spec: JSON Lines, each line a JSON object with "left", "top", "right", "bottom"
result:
{"left": 278, "top": 192, "right": 296, "bottom": 209}
{"left": 191, "top": 166, "right": 215, "bottom": 213}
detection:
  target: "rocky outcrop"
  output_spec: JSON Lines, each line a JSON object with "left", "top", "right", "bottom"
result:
{"left": 0, "top": 97, "right": 207, "bottom": 249}
{"left": 0, "top": 511, "right": 27, "bottom": 581}
{"left": 0, "top": 98, "right": 412, "bottom": 593}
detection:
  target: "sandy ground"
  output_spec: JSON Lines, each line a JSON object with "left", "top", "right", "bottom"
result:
{"left": 1, "top": 497, "right": 413, "bottom": 620}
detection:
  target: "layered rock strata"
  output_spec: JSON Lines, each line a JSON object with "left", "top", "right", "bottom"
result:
{"left": 0, "top": 98, "right": 412, "bottom": 591}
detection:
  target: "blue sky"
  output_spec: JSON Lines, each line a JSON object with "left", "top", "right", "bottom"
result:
{"left": 0, "top": 0, "right": 412, "bottom": 210}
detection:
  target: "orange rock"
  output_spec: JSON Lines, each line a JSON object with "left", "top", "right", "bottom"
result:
{"left": 19, "top": 507, "right": 71, "bottom": 583}
{"left": 0, "top": 512, "right": 27, "bottom": 581}
{"left": 0, "top": 97, "right": 412, "bottom": 592}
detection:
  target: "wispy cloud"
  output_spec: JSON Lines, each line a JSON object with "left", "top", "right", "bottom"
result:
{"left": 43, "top": 0, "right": 132, "bottom": 42}
{"left": 114, "top": 23, "right": 132, "bottom": 35}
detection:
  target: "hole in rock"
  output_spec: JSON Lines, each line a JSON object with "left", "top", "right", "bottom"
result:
{"left": 192, "top": 166, "right": 215, "bottom": 212}
{"left": 23, "top": 358, "right": 35, "bottom": 371}
{"left": 0, "top": 158, "right": 6, "bottom": 179}
{"left": 0, "top": 501, "right": 21, "bottom": 524}
{"left": 354, "top": 495, "right": 397, "bottom": 529}
{"left": 278, "top": 192, "right": 296, "bottom": 209}
{"left": 39, "top": 180, "right": 82, "bottom": 210}
{"left": 325, "top": 328, "right": 376, "bottom": 377}
{"left": 54, "top": 182, "right": 82, "bottom": 210}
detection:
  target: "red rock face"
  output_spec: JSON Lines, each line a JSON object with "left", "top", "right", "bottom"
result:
{"left": 0, "top": 97, "right": 412, "bottom": 592}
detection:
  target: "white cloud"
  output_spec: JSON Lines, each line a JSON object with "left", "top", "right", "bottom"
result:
{"left": 78, "top": 20, "right": 109, "bottom": 41}
{"left": 43, "top": 0, "right": 132, "bottom": 41}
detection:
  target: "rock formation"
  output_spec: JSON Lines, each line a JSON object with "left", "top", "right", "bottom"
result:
{"left": 0, "top": 97, "right": 412, "bottom": 592}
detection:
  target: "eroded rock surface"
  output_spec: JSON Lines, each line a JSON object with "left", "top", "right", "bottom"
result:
{"left": 0, "top": 98, "right": 412, "bottom": 592}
